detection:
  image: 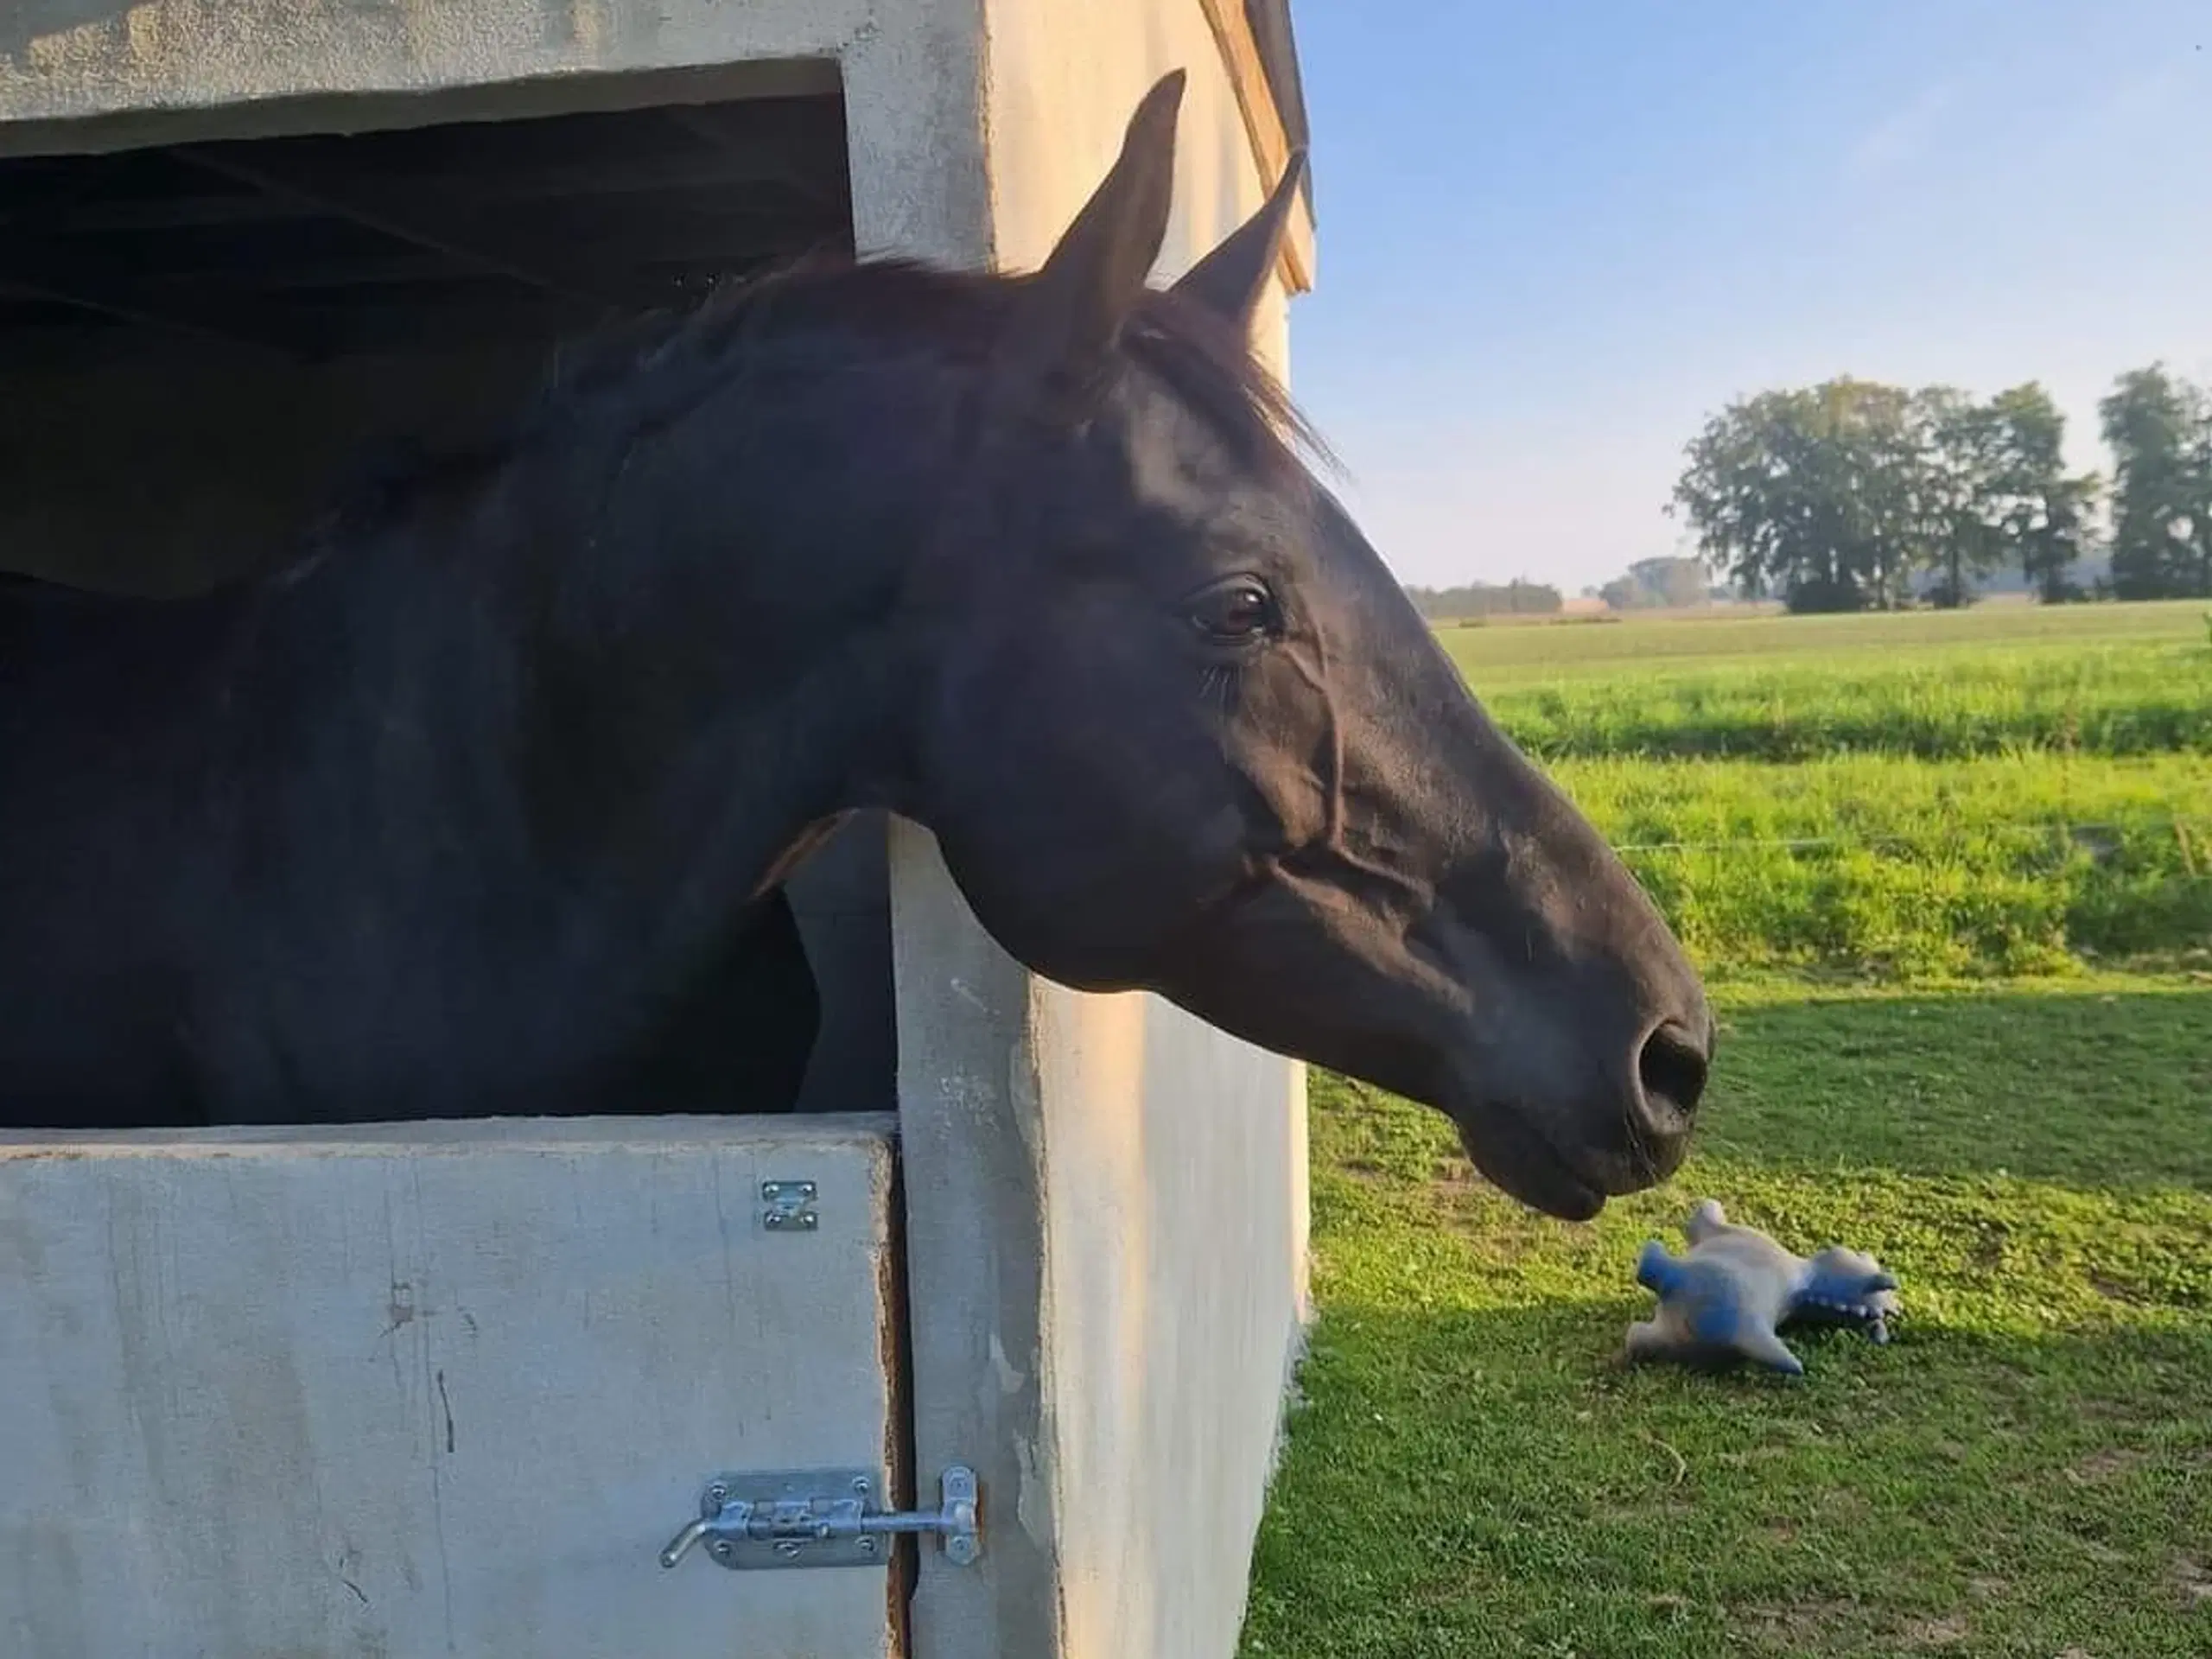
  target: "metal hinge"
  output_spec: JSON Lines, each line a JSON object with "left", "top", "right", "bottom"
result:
{"left": 658, "top": 1466, "right": 980, "bottom": 1573}
{"left": 760, "top": 1179, "right": 818, "bottom": 1232}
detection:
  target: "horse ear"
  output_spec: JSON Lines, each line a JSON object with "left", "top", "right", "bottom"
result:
{"left": 995, "top": 70, "right": 1185, "bottom": 414}
{"left": 1170, "top": 149, "right": 1307, "bottom": 332}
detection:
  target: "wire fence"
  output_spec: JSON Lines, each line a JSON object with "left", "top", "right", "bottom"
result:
{"left": 1606, "top": 818, "right": 2206, "bottom": 869}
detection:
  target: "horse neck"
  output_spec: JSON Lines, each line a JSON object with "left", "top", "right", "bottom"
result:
{"left": 257, "top": 336, "right": 963, "bottom": 927}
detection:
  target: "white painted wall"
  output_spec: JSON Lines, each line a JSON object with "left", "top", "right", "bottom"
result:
{"left": 892, "top": 10, "right": 1313, "bottom": 1658}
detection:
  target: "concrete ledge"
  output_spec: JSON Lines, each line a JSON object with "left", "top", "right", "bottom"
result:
{"left": 0, "top": 0, "right": 863, "bottom": 145}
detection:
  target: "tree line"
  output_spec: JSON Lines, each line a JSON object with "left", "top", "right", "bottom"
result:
{"left": 1599, "top": 556, "right": 1715, "bottom": 611}
{"left": 1402, "top": 578, "right": 1562, "bottom": 620}
{"left": 1670, "top": 365, "right": 2212, "bottom": 612}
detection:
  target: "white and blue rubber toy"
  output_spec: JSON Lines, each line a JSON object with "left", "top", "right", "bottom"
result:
{"left": 1624, "top": 1199, "right": 1900, "bottom": 1377}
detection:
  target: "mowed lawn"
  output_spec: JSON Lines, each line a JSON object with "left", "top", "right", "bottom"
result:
{"left": 1240, "top": 602, "right": 2212, "bottom": 1657}
{"left": 1241, "top": 978, "right": 2212, "bottom": 1658}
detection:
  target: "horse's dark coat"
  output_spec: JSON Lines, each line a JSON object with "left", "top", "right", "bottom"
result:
{"left": 0, "top": 74, "right": 1712, "bottom": 1217}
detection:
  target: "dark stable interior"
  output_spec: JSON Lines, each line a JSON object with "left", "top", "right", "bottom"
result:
{"left": 0, "top": 82, "right": 897, "bottom": 1124}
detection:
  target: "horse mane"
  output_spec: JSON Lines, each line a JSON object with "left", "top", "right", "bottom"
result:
{"left": 312, "top": 252, "right": 1324, "bottom": 550}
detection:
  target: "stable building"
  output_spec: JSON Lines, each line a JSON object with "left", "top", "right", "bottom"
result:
{"left": 0, "top": 4, "right": 1319, "bottom": 1656}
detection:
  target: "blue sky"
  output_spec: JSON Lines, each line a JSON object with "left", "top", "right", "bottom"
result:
{"left": 1286, "top": 2, "right": 2212, "bottom": 593}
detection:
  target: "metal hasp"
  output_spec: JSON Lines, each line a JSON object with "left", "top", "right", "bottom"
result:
{"left": 659, "top": 1466, "right": 982, "bottom": 1573}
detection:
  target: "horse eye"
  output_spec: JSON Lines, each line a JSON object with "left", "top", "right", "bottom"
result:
{"left": 1189, "top": 578, "right": 1281, "bottom": 646}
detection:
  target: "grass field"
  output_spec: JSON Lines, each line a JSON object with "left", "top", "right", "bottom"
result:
{"left": 1455, "top": 600, "right": 2212, "bottom": 766}
{"left": 1485, "top": 647, "right": 2210, "bottom": 762}
{"left": 1460, "top": 600, "right": 2212, "bottom": 980}
{"left": 1240, "top": 601, "right": 2212, "bottom": 1657}
{"left": 1436, "top": 598, "right": 2205, "bottom": 684}
{"left": 1240, "top": 978, "right": 2212, "bottom": 1658}
{"left": 1560, "top": 753, "right": 2212, "bottom": 977}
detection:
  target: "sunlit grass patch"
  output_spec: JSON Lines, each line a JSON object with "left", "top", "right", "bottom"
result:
{"left": 1551, "top": 753, "right": 2212, "bottom": 977}
{"left": 1240, "top": 976, "right": 2212, "bottom": 1658}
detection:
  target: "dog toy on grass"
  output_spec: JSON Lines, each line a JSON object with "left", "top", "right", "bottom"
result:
{"left": 1624, "top": 1198, "right": 1899, "bottom": 1377}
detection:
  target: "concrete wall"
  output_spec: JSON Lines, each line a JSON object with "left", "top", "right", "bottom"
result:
{"left": 0, "top": 2, "right": 992, "bottom": 267}
{"left": 892, "top": 9, "right": 1311, "bottom": 1659}
{"left": 0, "top": 2, "right": 965, "bottom": 232}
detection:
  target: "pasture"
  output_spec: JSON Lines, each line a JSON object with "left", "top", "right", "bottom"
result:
{"left": 1241, "top": 601, "right": 2212, "bottom": 1657}
{"left": 1495, "top": 601, "right": 2211, "bottom": 981}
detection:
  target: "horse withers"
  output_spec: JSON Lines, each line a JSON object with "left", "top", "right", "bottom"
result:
{"left": 0, "top": 73, "right": 1709, "bottom": 1219}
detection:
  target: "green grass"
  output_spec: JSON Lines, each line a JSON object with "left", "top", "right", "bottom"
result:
{"left": 1445, "top": 601, "right": 2212, "bottom": 976}
{"left": 1554, "top": 753, "right": 2212, "bottom": 976}
{"left": 1439, "top": 598, "right": 2207, "bottom": 687}
{"left": 1241, "top": 976, "right": 2212, "bottom": 1658}
{"left": 1450, "top": 601, "right": 2211, "bottom": 765}
{"left": 1481, "top": 643, "right": 2212, "bottom": 762}
{"left": 1241, "top": 602, "right": 2212, "bottom": 1655}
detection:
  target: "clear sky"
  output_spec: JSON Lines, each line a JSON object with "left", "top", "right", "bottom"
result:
{"left": 1286, "top": 2, "right": 2212, "bottom": 594}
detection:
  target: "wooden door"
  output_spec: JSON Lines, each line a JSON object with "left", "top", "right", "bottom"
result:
{"left": 0, "top": 1115, "right": 904, "bottom": 1658}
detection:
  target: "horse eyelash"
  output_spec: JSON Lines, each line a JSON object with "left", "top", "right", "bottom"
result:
{"left": 1199, "top": 662, "right": 1243, "bottom": 713}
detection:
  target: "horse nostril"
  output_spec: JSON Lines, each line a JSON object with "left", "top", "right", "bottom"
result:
{"left": 1637, "top": 1020, "right": 1710, "bottom": 1124}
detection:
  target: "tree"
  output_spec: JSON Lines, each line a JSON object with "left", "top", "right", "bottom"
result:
{"left": 1674, "top": 377, "right": 2104, "bottom": 611}
{"left": 1982, "top": 384, "right": 2100, "bottom": 604}
{"left": 1599, "top": 556, "right": 1709, "bottom": 611}
{"left": 1919, "top": 384, "right": 2100, "bottom": 605}
{"left": 2100, "top": 365, "right": 2212, "bottom": 600}
{"left": 1916, "top": 387, "right": 2006, "bottom": 608}
{"left": 1672, "top": 378, "right": 1940, "bottom": 613}
{"left": 1401, "top": 579, "right": 1562, "bottom": 620}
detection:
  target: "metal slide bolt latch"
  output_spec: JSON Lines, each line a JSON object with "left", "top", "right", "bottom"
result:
{"left": 659, "top": 1467, "right": 980, "bottom": 1573}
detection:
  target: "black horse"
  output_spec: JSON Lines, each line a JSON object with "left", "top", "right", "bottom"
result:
{"left": 0, "top": 74, "right": 1711, "bottom": 1220}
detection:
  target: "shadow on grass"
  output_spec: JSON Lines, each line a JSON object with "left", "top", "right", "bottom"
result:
{"left": 1266, "top": 977, "right": 2212, "bottom": 1656}
{"left": 1699, "top": 981, "right": 2212, "bottom": 1192}
{"left": 1244, "top": 1297, "right": 2212, "bottom": 1659}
